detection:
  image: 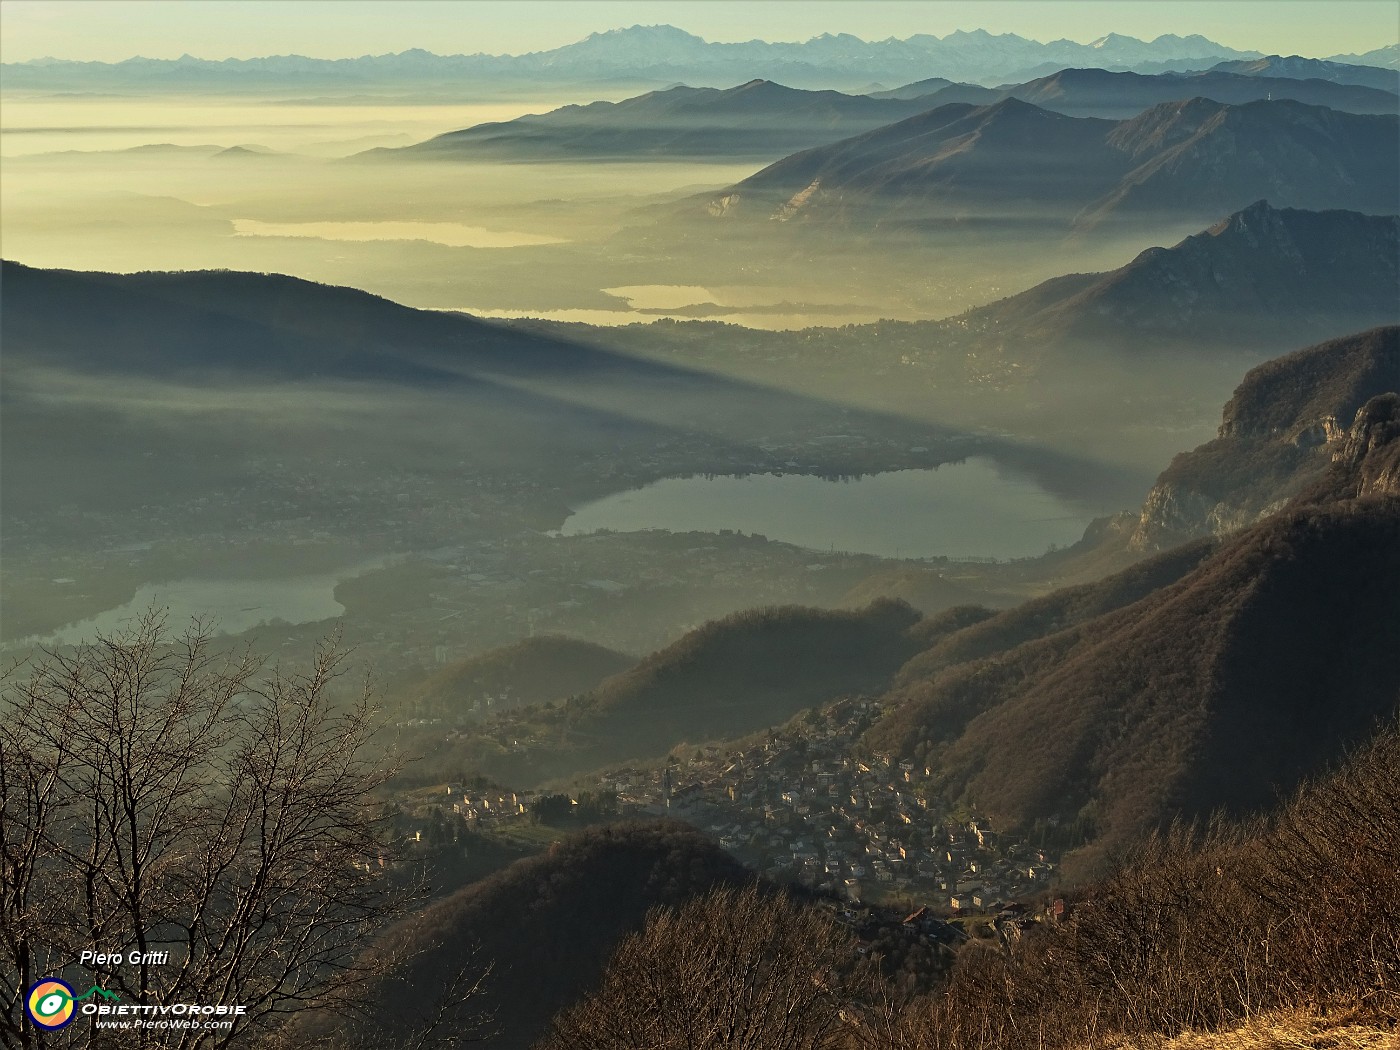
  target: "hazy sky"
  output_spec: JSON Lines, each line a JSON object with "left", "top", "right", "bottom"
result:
{"left": 1, "top": 0, "right": 1396, "bottom": 62}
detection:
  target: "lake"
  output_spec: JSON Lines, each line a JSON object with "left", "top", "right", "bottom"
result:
{"left": 556, "top": 459, "right": 1109, "bottom": 560}
{"left": 232, "top": 218, "right": 564, "bottom": 248}
{"left": 21, "top": 558, "right": 394, "bottom": 648}
{"left": 463, "top": 279, "right": 903, "bottom": 329}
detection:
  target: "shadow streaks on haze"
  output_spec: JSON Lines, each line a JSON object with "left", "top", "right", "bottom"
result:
{"left": 1, "top": 261, "right": 1147, "bottom": 511}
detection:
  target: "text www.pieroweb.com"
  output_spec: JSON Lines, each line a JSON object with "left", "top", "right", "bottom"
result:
{"left": 87, "top": 1002, "right": 244, "bottom": 1031}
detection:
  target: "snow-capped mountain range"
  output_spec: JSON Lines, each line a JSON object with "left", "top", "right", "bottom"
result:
{"left": 0, "top": 24, "right": 1322, "bottom": 93}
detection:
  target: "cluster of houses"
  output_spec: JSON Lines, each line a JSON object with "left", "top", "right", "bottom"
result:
{"left": 392, "top": 695, "right": 1061, "bottom": 919}
{"left": 598, "top": 698, "right": 1058, "bottom": 913}
{"left": 448, "top": 787, "right": 532, "bottom": 824}
{"left": 397, "top": 785, "right": 535, "bottom": 829}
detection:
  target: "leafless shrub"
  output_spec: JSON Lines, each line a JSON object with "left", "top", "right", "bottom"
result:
{"left": 886, "top": 722, "right": 1400, "bottom": 1050}
{"left": 0, "top": 613, "right": 477, "bottom": 1049}
{"left": 542, "top": 883, "right": 868, "bottom": 1050}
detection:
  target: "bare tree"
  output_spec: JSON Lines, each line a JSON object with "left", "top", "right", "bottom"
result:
{"left": 0, "top": 613, "right": 445, "bottom": 1049}
{"left": 1250, "top": 718, "right": 1400, "bottom": 1012}
{"left": 542, "top": 883, "right": 865, "bottom": 1050}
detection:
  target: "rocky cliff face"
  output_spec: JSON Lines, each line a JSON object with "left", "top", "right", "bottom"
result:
{"left": 1130, "top": 481, "right": 1289, "bottom": 548}
{"left": 1128, "top": 326, "right": 1398, "bottom": 550}
{"left": 1330, "top": 392, "right": 1400, "bottom": 498}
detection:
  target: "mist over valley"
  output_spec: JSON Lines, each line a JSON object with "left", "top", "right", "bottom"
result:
{"left": 2, "top": 8, "right": 1399, "bottom": 1049}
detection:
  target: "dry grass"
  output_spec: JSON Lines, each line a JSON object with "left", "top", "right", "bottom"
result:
{"left": 1093, "top": 1003, "right": 1400, "bottom": 1050}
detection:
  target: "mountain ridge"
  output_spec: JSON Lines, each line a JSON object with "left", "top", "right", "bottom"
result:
{"left": 953, "top": 203, "right": 1400, "bottom": 356}
{"left": 684, "top": 101, "right": 1397, "bottom": 243}
{"left": 868, "top": 494, "right": 1400, "bottom": 876}
{"left": 1207, "top": 53, "right": 1400, "bottom": 90}
{"left": 877, "top": 65, "right": 1399, "bottom": 120}
{"left": 374, "top": 80, "right": 952, "bottom": 160}
{"left": 358, "top": 62, "right": 1400, "bottom": 162}
{"left": 401, "top": 636, "right": 638, "bottom": 722}
{"left": 1, "top": 25, "right": 1268, "bottom": 92}
{"left": 861, "top": 326, "right": 1400, "bottom": 873}
{"left": 458, "top": 600, "right": 924, "bottom": 785}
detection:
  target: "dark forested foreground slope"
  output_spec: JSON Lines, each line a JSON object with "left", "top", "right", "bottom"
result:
{"left": 291, "top": 822, "right": 751, "bottom": 1050}
{"left": 331, "top": 726, "right": 1400, "bottom": 1050}
{"left": 869, "top": 495, "right": 1400, "bottom": 873}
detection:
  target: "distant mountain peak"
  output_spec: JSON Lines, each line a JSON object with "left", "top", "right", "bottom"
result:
{"left": 734, "top": 78, "right": 781, "bottom": 91}
{"left": 1108, "top": 95, "right": 1229, "bottom": 147}
{"left": 1206, "top": 198, "right": 1276, "bottom": 234}
{"left": 562, "top": 23, "right": 710, "bottom": 59}
{"left": 1325, "top": 42, "right": 1400, "bottom": 69}
{"left": 590, "top": 24, "right": 704, "bottom": 42}
{"left": 1040, "top": 67, "right": 1118, "bottom": 82}
{"left": 1158, "top": 94, "right": 1229, "bottom": 115}
{"left": 1149, "top": 32, "right": 1217, "bottom": 45}
{"left": 976, "top": 95, "right": 1062, "bottom": 120}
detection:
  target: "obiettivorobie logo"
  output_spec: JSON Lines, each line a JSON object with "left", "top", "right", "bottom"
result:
{"left": 26, "top": 976, "right": 247, "bottom": 1031}
{"left": 25, "top": 978, "right": 119, "bottom": 1030}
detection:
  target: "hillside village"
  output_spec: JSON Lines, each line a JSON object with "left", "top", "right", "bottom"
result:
{"left": 397, "top": 695, "right": 1061, "bottom": 918}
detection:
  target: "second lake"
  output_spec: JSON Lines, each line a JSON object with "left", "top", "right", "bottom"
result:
{"left": 556, "top": 457, "right": 1116, "bottom": 561}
